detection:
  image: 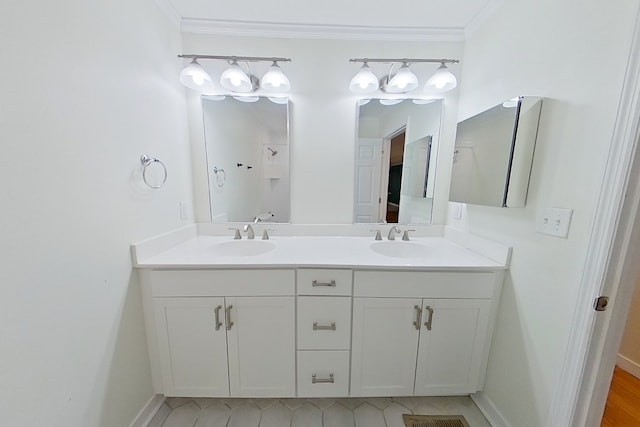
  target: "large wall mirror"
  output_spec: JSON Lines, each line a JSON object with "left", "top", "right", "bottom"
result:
{"left": 202, "top": 96, "right": 290, "bottom": 223}
{"left": 354, "top": 99, "right": 442, "bottom": 224}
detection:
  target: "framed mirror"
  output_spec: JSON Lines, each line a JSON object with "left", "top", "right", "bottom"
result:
{"left": 202, "top": 96, "right": 290, "bottom": 222}
{"left": 354, "top": 99, "right": 442, "bottom": 224}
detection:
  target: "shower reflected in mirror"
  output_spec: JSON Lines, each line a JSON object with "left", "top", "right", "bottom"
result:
{"left": 202, "top": 96, "right": 290, "bottom": 223}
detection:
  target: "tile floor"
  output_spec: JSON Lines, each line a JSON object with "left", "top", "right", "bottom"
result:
{"left": 148, "top": 396, "right": 492, "bottom": 427}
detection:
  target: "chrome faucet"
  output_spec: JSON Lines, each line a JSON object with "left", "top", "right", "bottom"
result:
{"left": 387, "top": 225, "right": 401, "bottom": 240}
{"left": 243, "top": 224, "right": 255, "bottom": 239}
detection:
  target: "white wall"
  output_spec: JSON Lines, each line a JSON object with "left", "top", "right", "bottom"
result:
{"left": 0, "top": 1, "right": 192, "bottom": 426}
{"left": 451, "top": 1, "right": 639, "bottom": 425}
{"left": 182, "top": 34, "right": 464, "bottom": 224}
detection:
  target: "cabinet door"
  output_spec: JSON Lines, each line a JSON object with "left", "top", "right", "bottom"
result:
{"left": 414, "top": 299, "right": 491, "bottom": 395}
{"left": 351, "top": 298, "right": 421, "bottom": 396}
{"left": 226, "top": 296, "right": 296, "bottom": 397}
{"left": 154, "top": 297, "right": 229, "bottom": 397}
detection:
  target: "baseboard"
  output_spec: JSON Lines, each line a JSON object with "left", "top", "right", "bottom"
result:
{"left": 130, "top": 394, "right": 166, "bottom": 427}
{"left": 471, "top": 392, "right": 511, "bottom": 427}
{"left": 617, "top": 354, "right": 640, "bottom": 379}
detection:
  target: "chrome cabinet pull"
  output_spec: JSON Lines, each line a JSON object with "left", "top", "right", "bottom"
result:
{"left": 313, "top": 322, "right": 336, "bottom": 331}
{"left": 225, "top": 305, "right": 234, "bottom": 330}
{"left": 413, "top": 305, "right": 422, "bottom": 330}
{"left": 312, "top": 373, "right": 334, "bottom": 384}
{"left": 312, "top": 279, "right": 336, "bottom": 287}
{"left": 214, "top": 305, "right": 223, "bottom": 331}
{"left": 424, "top": 306, "right": 434, "bottom": 331}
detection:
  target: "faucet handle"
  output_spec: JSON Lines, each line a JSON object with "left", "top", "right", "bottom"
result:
{"left": 262, "top": 228, "right": 274, "bottom": 240}
{"left": 228, "top": 228, "right": 242, "bottom": 240}
{"left": 402, "top": 229, "right": 416, "bottom": 241}
{"left": 370, "top": 229, "right": 382, "bottom": 241}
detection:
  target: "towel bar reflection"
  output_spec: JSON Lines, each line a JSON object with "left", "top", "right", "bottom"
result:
{"left": 213, "top": 167, "right": 226, "bottom": 187}
{"left": 140, "top": 155, "right": 167, "bottom": 189}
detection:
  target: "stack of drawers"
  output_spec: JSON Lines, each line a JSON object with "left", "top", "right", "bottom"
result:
{"left": 296, "top": 268, "right": 352, "bottom": 397}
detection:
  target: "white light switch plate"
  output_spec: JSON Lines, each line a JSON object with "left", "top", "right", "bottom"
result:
{"left": 179, "top": 201, "right": 190, "bottom": 221}
{"left": 537, "top": 207, "right": 573, "bottom": 238}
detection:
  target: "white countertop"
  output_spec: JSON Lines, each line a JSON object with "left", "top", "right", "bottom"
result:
{"left": 133, "top": 235, "right": 507, "bottom": 271}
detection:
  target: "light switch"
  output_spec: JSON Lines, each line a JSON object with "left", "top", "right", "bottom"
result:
{"left": 537, "top": 207, "right": 573, "bottom": 238}
{"left": 179, "top": 201, "right": 190, "bottom": 221}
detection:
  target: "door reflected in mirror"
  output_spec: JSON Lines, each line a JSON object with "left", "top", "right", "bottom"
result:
{"left": 203, "top": 96, "right": 290, "bottom": 223}
{"left": 354, "top": 99, "right": 442, "bottom": 224}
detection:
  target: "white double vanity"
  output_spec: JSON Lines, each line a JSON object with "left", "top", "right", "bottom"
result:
{"left": 132, "top": 226, "right": 509, "bottom": 401}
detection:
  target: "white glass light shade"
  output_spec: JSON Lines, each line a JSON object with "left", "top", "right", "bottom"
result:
{"left": 262, "top": 63, "right": 291, "bottom": 92}
{"left": 220, "top": 61, "right": 254, "bottom": 92}
{"left": 425, "top": 63, "right": 457, "bottom": 93}
{"left": 179, "top": 59, "right": 215, "bottom": 91}
{"left": 349, "top": 64, "right": 379, "bottom": 93}
{"left": 379, "top": 98, "right": 403, "bottom": 106}
{"left": 268, "top": 96, "right": 289, "bottom": 104}
{"left": 502, "top": 97, "right": 521, "bottom": 108}
{"left": 386, "top": 64, "right": 418, "bottom": 93}
{"left": 412, "top": 98, "right": 437, "bottom": 105}
{"left": 233, "top": 95, "right": 260, "bottom": 103}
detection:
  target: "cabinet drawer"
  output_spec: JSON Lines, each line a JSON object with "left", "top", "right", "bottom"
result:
{"left": 297, "top": 297, "right": 351, "bottom": 350}
{"left": 297, "top": 269, "right": 352, "bottom": 296}
{"left": 353, "top": 271, "right": 497, "bottom": 298}
{"left": 297, "top": 351, "right": 350, "bottom": 397}
{"left": 150, "top": 269, "right": 295, "bottom": 297}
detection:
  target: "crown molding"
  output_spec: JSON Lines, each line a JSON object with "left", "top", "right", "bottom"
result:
{"left": 464, "top": 0, "right": 506, "bottom": 38}
{"left": 180, "top": 18, "right": 466, "bottom": 42}
{"left": 153, "top": 0, "right": 182, "bottom": 29}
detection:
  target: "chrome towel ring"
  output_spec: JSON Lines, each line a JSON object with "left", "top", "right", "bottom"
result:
{"left": 140, "top": 155, "right": 167, "bottom": 189}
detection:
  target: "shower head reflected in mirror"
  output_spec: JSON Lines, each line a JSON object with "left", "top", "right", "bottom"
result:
{"left": 267, "top": 146, "right": 278, "bottom": 156}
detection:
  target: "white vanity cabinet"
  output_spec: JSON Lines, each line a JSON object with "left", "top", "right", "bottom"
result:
{"left": 350, "top": 270, "right": 500, "bottom": 397}
{"left": 296, "top": 269, "right": 352, "bottom": 397}
{"left": 139, "top": 264, "right": 503, "bottom": 400}
{"left": 145, "top": 269, "right": 296, "bottom": 398}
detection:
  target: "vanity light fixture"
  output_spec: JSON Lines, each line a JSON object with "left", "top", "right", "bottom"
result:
{"left": 178, "top": 54, "right": 292, "bottom": 94}
{"left": 349, "top": 58, "right": 459, "bottom": 95}
{"left": 220, "top": 60, "right": 257, "bottom": 92}
{"left": 384, "top": 62, "right": 419, "bottom": 93}
{"left": 424, "top": 61, "right": 457, "bottom": 93}
{"left": 349, "top": 62, "right": 379, "bottom": 93}
{"left": 179, "top": 58, "right": 215, "bottom": 91}
{"left": 261, "top": 61, "right": 291, "bottom": 92}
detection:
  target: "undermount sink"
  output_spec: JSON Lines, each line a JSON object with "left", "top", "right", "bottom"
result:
{"left": 369, "top": 241, "right": 431, "bottom": 259}
{"left": 210, "top": 240, "right": 275, "bottom": 257}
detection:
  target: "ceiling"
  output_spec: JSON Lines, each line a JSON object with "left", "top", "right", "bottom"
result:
{"left": 162, "top": 0, "right": 497, "bottom": 33}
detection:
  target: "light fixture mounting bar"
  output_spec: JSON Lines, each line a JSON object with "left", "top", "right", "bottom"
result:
{"left": 178, "top": 54, "right": 291, "bottom": 63}
{"left": 349, "top": 58, "right": 458, "bottom": 64}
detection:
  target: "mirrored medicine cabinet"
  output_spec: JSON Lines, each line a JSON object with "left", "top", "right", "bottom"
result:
{"left": 354, "top": 99, "right": 442, "bottom": 225}
{"left": 449, "top": 96, "right": 543, "bottom": 208}
{"left": 202, "top": 96, "right": 290, "bottom": 223}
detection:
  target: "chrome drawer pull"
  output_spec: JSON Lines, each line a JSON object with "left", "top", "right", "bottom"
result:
{"left": 225, "top": 305, "right": 234, "bottom": 331}
{"left": 312, "top": 280, "right": 336, "bottom": 287}
{"left": 313, "top": 322, "right": 336, "bottom": 331}
{"left": 214, "top": 305, "right": 223, "bottom": 331}
{"left": 424, "top": 306, "right": 434, "bottom": 331}
{"left": 413, "top": 305, "right": 422, "bottom": 331}
{"left": 312, "top": 373, "right": 334, "bottom": 384}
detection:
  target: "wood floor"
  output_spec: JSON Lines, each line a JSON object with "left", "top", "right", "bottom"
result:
{"left": 601, "top": 366, "right": 640, "bottom": 426}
